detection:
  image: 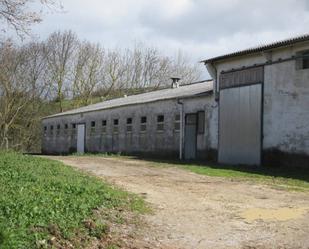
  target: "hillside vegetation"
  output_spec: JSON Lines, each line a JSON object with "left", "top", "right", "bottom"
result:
{"left": 0, "top": 152, "right": 147, "bottom": 248}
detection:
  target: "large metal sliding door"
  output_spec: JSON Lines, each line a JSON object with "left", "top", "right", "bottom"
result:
{"left": 218, "top": 67, "right": 263, "bottom": 165}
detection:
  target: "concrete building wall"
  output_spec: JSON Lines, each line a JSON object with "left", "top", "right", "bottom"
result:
{"left": 213, "top": 41, "right": 309, "bottom": 165}
{"left": 42, "top": 95, "right": 218, "bottom": 159}
{"left": 263, "top": 58, "right": 309, "bottom": 156}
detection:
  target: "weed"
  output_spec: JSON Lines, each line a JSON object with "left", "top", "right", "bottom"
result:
{"left": 0, "top": 152, "right": 146, "bottom": 248}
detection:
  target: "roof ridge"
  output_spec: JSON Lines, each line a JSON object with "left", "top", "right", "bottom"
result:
{"left": 201, "top": 33, "right": 309, "bottom": 64}
{"left": 43, "top": 80, "right": 213, "bottom": 119}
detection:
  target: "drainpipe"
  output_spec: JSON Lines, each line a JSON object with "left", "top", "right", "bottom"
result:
{"left": 177, "top": 99, "right": 184, "bottom": 160}
{"left": 206, "top": 63, "right": 218, "bottom": 101}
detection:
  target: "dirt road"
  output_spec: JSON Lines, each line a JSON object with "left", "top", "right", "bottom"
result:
{"left": 47, "top": 156, "right": 309, "bottom": 249}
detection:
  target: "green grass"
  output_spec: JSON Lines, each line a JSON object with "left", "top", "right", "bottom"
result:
{"left": 0, "top": 152, "right": 147, "bottom": 249}
{"left": 149, "top": 160, "right": 309, "bottom": 191}
{"left": 182, "top": 164, "right": 309, "bottom": 190}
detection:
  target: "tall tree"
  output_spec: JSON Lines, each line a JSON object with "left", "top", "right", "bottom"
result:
{"left": 72, "top": 41, "right": 105, "bottom": 106}
{"left": 44, "top": 30, "right": 77, "bottom": 112}
{"left": 0, "top": 0, "right": 61, "bottom": 38}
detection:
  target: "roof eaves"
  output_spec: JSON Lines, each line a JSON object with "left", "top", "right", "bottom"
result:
{"left": 201, "top": 33, "right": 309, "bottom": 64}
{"left": 42, "top": 86, "right": 213, "bottom": 120}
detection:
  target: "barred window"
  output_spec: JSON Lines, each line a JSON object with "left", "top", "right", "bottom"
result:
{"left": 157, "top": 115, "right": 164, "bottom": 131}
{"left": 56, "top": 124, "right": 60, "bottom": 136}
{"left": 296, "top": 50, "right": 309, "bottom": 70}
{"left": 113, "top": 119, "right": 119, "bottom": 133}
{"left": 64, "top": 124, "right": 68, "bottom": 135}
{"left": 102, "top": 120, "right": 107, "bottom": 133}
{"left": 90, "top": 121, "right": 96, "bottom": 135}
{"left": 126, "top": 118, "right": 133, "bottom": 133}
{"left": 140, "top": 116, "right": 147, "bottom": 132}
{"left": 71, "top": 123, "right": 76, "bottom": 136}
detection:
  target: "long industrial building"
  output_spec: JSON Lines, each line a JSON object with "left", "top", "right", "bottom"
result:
{"left": 42, "top": 80, "right": 218, "bottom": 160}
{"left": 42, "top": 34, "right": 309, "bottom": 166}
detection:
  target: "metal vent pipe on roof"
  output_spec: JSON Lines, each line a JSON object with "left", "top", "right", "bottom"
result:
{"left": 171, "top": 77, "right": 181, "bottom": 88}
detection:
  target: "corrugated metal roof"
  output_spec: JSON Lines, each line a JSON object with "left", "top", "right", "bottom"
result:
{"left": 44, "top": 81, "right": 213, "bottom": 119}
{"left": 202, "top": 33, "right": 309, "bottom": 64}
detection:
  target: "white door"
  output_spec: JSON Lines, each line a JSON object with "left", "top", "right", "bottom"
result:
{"left": 77, "top": 124, "right": 85, "bottom": 154}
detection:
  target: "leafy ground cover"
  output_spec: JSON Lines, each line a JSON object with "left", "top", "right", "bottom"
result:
{"left": 0, "top": 152, "right": 147, "bottom": 249}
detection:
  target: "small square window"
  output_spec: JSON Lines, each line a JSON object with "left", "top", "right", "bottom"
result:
{"left": 141, "top": 116, "right": 147, "bottom": 124}
{"left": 113, "top": 119, "right": 119, "bottom": 133}
{"left": 44, "top": 126, "right": 47, "bottom": 131}
{"left": 72, "top": 124, "right": 76, "bottom": 129}
{"left": 126, "top": 118, "right": 133, "bottom": 133}
{"left": 157, "top": 115, "right": 164, "bottom": 131}
{"left": 102, "top": 120, "right": 107, "bottom": 126}
{"left": 57, "top": 124, "right": 60, "bottom": 129}
{"left": 64, "top": 124, "right": 68, "bottom": 129}
{"left": 303, "top": 51, "right": 309, "bottom": 69}
{"left": 296, "top": 50, "right": 309, "bottom": 70}
{"left": 127, "top": 118, "right": 132, "bottom": 124}
{"left": 157, "top": 115, "right": 164, "bottom": 123}
{"left": 50, "top": 125, "right": 54, "bottom": 130}
{"left": 91, "top": 121, "right": 96, "bottom": 127}
{"left": 140, "top": 116, "right": 147, "bottom": 132}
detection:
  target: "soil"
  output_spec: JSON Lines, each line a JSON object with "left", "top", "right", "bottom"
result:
{"left": 46, "top": 156, "right": 309, "bottom": 249}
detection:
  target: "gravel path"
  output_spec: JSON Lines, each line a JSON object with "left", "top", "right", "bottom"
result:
{"left": 46, "top": 156, "right": 309, "bottom": 249}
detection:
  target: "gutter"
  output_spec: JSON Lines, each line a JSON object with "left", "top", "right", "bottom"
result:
{"left": 177, "top": 99, "right": 184, "bottom": 160}
{"left": 206, "top": 63, "right": 219, "bottom": 101}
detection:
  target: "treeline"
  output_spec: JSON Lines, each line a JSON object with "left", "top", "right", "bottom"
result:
{"left": 0, "top": 30, "right": 202, "bottom": 152}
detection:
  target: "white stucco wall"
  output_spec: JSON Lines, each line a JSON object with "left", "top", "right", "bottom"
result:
{"left": 213, "top": 41, "right": 309, "bottom": 158}
{"left": 264, "top": 59, "right": 309, "bottom": 155}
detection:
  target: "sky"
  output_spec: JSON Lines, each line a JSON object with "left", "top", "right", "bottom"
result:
{"left": 26, "top": 0, "right": 309, "bottom": 78}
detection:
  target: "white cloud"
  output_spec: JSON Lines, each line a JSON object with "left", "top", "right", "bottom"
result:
{"left": 21, "top": 0, "right": 309, "bottom": 78}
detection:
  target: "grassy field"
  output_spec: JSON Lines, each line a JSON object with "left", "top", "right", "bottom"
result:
{"left": 0, "top": 152, "right": 147, "bottom": 249}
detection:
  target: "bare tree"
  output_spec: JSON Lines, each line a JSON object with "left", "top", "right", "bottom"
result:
{"left": 0, "top": 0, "right": 62, "bottom": 38}
{"left": 0, "top": 30, "right": 203, "bottom": 152}
{"left": 0, "top": 40, "right": 50, "bottom": 151}
{"left": 170, "top": 50, "right": 202, "bottom": 84}
{"left": 44, "top": 30, "right": 77, "bottom": 112}
{"left": 72, "top": 41, "right": 105, "bottom": 106}
{"left": 101, "top": 49, "right": 127, "bottom": 96}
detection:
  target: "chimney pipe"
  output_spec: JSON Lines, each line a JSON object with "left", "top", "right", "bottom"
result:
{"left": 171, "top": 77, "right": 181, "bottom": 88}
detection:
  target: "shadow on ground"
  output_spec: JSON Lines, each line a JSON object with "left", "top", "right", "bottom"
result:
{"left": 30, "top": 152, "right": 309, "bottom": 184}
{"left": 130, "top": 155, "right": 309, "bottom": 183}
